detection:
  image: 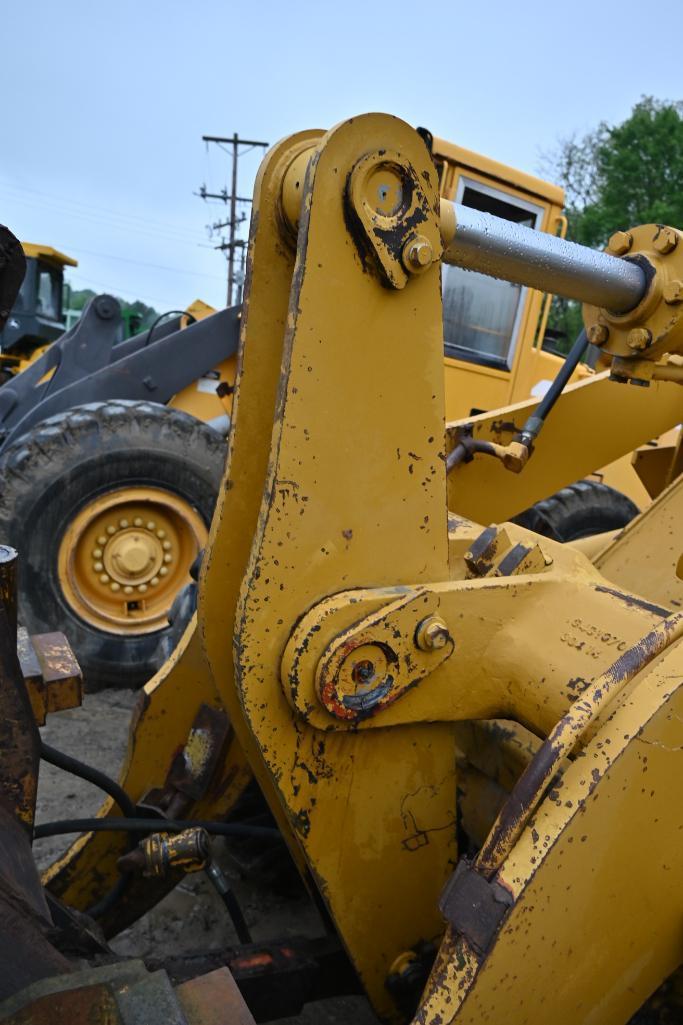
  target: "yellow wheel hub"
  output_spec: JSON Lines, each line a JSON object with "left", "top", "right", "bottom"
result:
{"left": 58, "top": 487, "right": 208, "bottom": 635}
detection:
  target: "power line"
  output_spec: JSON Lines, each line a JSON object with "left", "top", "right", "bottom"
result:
{"left": 66, "top": 271, "right": 177, "bottom": 309}
{"left": 63, "top": 244, "right": 225, "bottom": 281}
{"left": 197, "top": 132, "right": 268, "bottom": 305}
{"left": 0, "top": 179, "right": 205, "bottom": 243}
{"left": 0, "top": 184, "right": 205, "bottom": 249}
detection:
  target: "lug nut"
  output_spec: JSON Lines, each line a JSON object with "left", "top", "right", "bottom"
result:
{"left": 663, "top": 279, "right": 683, "bottom": 305}
{"left": 627, "top": 328, "right": 652, "bottom": 351}
{"left": 146, "top": 521, "right": 156, "bottom": 531}
{"left": 99, "top": 573, "right": 110, "bottom": 584}
{"left": 653, "top": 227, "right": 678, "bottom": 255}
{"left": 93, "top": 561, "right": 103, "bottom": 572}
{"left": 415, "top": 615, "right": 451, "bottom": 652}
{"left": 92, "top": 547, "right": 102, "bottom": 559}
{"left": 97, "top": 535, "right": 107, "bottom": 546}
{"left": 106, "top": 525, "right": 116, "bottom": 536}
{"left": 119, "top": 518, "right": 129, "bottom": 528}
{"left": 608, "top": 230, "right": 632, "bottom": 256}
{"left": 124, "top": 586, "right": 134, "bottom": 595}
{"left": 163, "top": 553, "right": 172, "bottom": 564}
{"left": 138, "top": 583, "right": 148, "bottom": 593}
{"left": 156, "top": 529, "right": 166, "bottom": 539}
{"left": 110, "top": 582, "right": 121, "bottom": 592}
{"left": 587, "top": 324, "right": 609, "bottom": 346}
{"left": 162, "top": 540, "right": 172, "bottom": 551}
{"left": 159, "top": 566, "right": 169, "bottom": 576}
{"left": 150, "top": 576, "right": 160, "bottom": 586}
{"left": 402, "top": 235, "right": 433, "bottom": 273}
{"left": 133, "top": 517, "right": 143, "bottom": 527}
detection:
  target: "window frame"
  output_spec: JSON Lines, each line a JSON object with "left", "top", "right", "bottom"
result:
{"left": 442, "top": 177, "right": 545, "bottom": 371}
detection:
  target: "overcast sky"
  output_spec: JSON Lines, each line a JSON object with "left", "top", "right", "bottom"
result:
{"left": 3, "top": 0, "right": 682, "bottom": 312}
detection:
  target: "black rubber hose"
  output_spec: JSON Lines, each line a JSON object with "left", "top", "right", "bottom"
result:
{"left": 40, "top": 741, "right": 137, "bottom": 819}
{"left": 517, "top": 329, "right": 589, "bottom": 445}
{"left": 86, "top": 874, "right": 130, "bottom": 920}
{"left": 447, "top": 331, "right": 590, "bottom": 473}
{"left": 34, "top": 817, "right": 281, "bottom": 840}
{"left": 143, "top": 310, "right": 196, "bottom": 347}
{"left": 38, "top": 742, "right": 140, "bottom": 919}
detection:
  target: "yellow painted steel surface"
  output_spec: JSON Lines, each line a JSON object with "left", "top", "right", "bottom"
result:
{"left": 203, "top": 114, "right": 683, "bottom": 1020}
{"left": 20, "top": 242, "right": 78, "bottom": 267}
{"left": 446, "top": 372, "right": 683, "bottom": 523}
{"left": 43, "top": 115, "right": 683, "bottom": 1024}
{"left": 594, "top": 473, "right": 683, "bottom": 609}
{"left": 169, "top": 299, "right": 238, "bottom": 423}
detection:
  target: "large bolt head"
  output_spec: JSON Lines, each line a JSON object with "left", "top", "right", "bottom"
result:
{"left": 608, "top": 230, "right": 633, "bottom": 256}
{"left": 653, "top": 227, "right": 678, "bottom": 255}
{"left": 627, "top": 327, "right": 653, "bottom": 351}
{"left": 402, "top": 235, "right": 433, "bottom": 273}
{"left": 587, "top": 324, "right": 609, "bottom": 346}
{"left": 415, "top": 615, "right": 451, "bottom": 652}
{"left": 663, "top": 279, "right": 683, "bottom": 305}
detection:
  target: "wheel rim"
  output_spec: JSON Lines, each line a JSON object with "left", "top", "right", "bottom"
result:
{"left": 57, "top": 486, "right": 207, "bottom": 635}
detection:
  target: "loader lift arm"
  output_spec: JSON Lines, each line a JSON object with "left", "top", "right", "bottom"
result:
{"left": 21, "top": 114, "right": 683, "bottom": 1025}
{"left": 0, "top": 298, "right": 240, "bottom": 451}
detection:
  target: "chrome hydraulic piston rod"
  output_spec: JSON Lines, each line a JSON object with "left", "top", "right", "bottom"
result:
{"left": 439, "top": 200, "right": 647, "bottom": 313}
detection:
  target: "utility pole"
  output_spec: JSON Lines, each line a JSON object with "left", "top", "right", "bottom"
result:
{"left": 198, "top": 133, "right": 268, "bottom": 306}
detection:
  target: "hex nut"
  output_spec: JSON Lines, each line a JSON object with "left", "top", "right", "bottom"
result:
{"left": 403, "top": 235, "right": 433, "bottom": 273}
{"left": 415, "top": 615, "right": 451, "bottom": 652}
{"left": 653, "top": 228, "right": 678, "bottom": 255}
{"left": 587, "top": 324, "right": 609, "bottom": 346}
{"left": 608, "top": 230, "right": 632, "bottom": 256}
{"left": 627, "top": 328, "right": 652, "bottom": 351}
{"left": 663, "top": 279, "right": 683, "bottom": 305}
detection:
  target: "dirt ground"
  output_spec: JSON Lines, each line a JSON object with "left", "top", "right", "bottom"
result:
{"left": 34, "top": 689, "right": 378, "bottom": 1025}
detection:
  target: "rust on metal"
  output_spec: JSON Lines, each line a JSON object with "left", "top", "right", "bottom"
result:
{"left": 17, "top": 631, "right": 82, "bottom": 725}
{"left": 0, "top": 983, "right": 122, "bottom": 1025}
{"left": 0, "top": 545, "right": 18, "bottom": 643}
{"left": 16, "top": 629, "right": 46, "bottom": 725}
{"left": 118, "top": 827, "right": 211, "bottom": 878}
{"left": 166, "top": 704, "right": 230, "bottom": 802}
{"left": 0, "top": 554, "right": 40, "bottom": 834}
{"left": 176, "top": 966, "right": 255, "bottom": 1025}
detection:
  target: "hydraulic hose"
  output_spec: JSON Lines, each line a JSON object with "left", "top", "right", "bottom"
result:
{"left": 446, "top": 330, "right": 590, "bottom": 473}
{"left": 516, "top": 330, "right": 589, "bottom": 447}
{"left": 34, "top": 817, "right": 281, "bottom": 840}
{"left": 40, "top": 741, "right": 137, "bottom": 819}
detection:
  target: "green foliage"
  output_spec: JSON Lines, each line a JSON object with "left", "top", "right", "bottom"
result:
{"left": 66, "top": 287, "right": 159, "bottom": 329}
{"left": 542, "top": 97, "right": 683, "bottom": 351}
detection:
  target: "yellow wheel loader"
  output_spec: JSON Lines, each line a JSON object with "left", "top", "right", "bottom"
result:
{"left": 0, "top": 113, "right": 682, "bottom": 1024}
{"left": 0, "top": 138, "right": 647, "bottom": 690}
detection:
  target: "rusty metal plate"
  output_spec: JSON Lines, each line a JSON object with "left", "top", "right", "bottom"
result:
{"left": 17, "top": 629, "right": 47, "bottom": 725}
{"left": 30, "top": 632, "right": 82, "bottom": 715}
{"left": 0, "top": 983, "right": 123, "bottom": 1025}
{"left": 176, "top": 967, "right": 255, "bottom": 1025}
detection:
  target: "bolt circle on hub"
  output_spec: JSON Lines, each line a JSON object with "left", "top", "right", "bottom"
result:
{"left": 57, "top": 486, "right": 207, "bottom": 635}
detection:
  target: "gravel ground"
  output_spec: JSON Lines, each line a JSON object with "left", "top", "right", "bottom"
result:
{"left": 35, "top": 690, "right": 378, "bottom": 1025}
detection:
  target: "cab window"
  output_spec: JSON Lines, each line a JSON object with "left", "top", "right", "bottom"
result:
{"left": 36, "top": 264, "right": 60, "bottom": 320}
{"left": 442, "top": 180, "right": 543, "bottom": 370}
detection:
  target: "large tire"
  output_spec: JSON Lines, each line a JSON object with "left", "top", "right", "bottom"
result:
{"left": 513, "top": 480, "right": 638, "bottom": 542}
{"left": 0, "top": 401, "right": 226, "bottom": 689}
